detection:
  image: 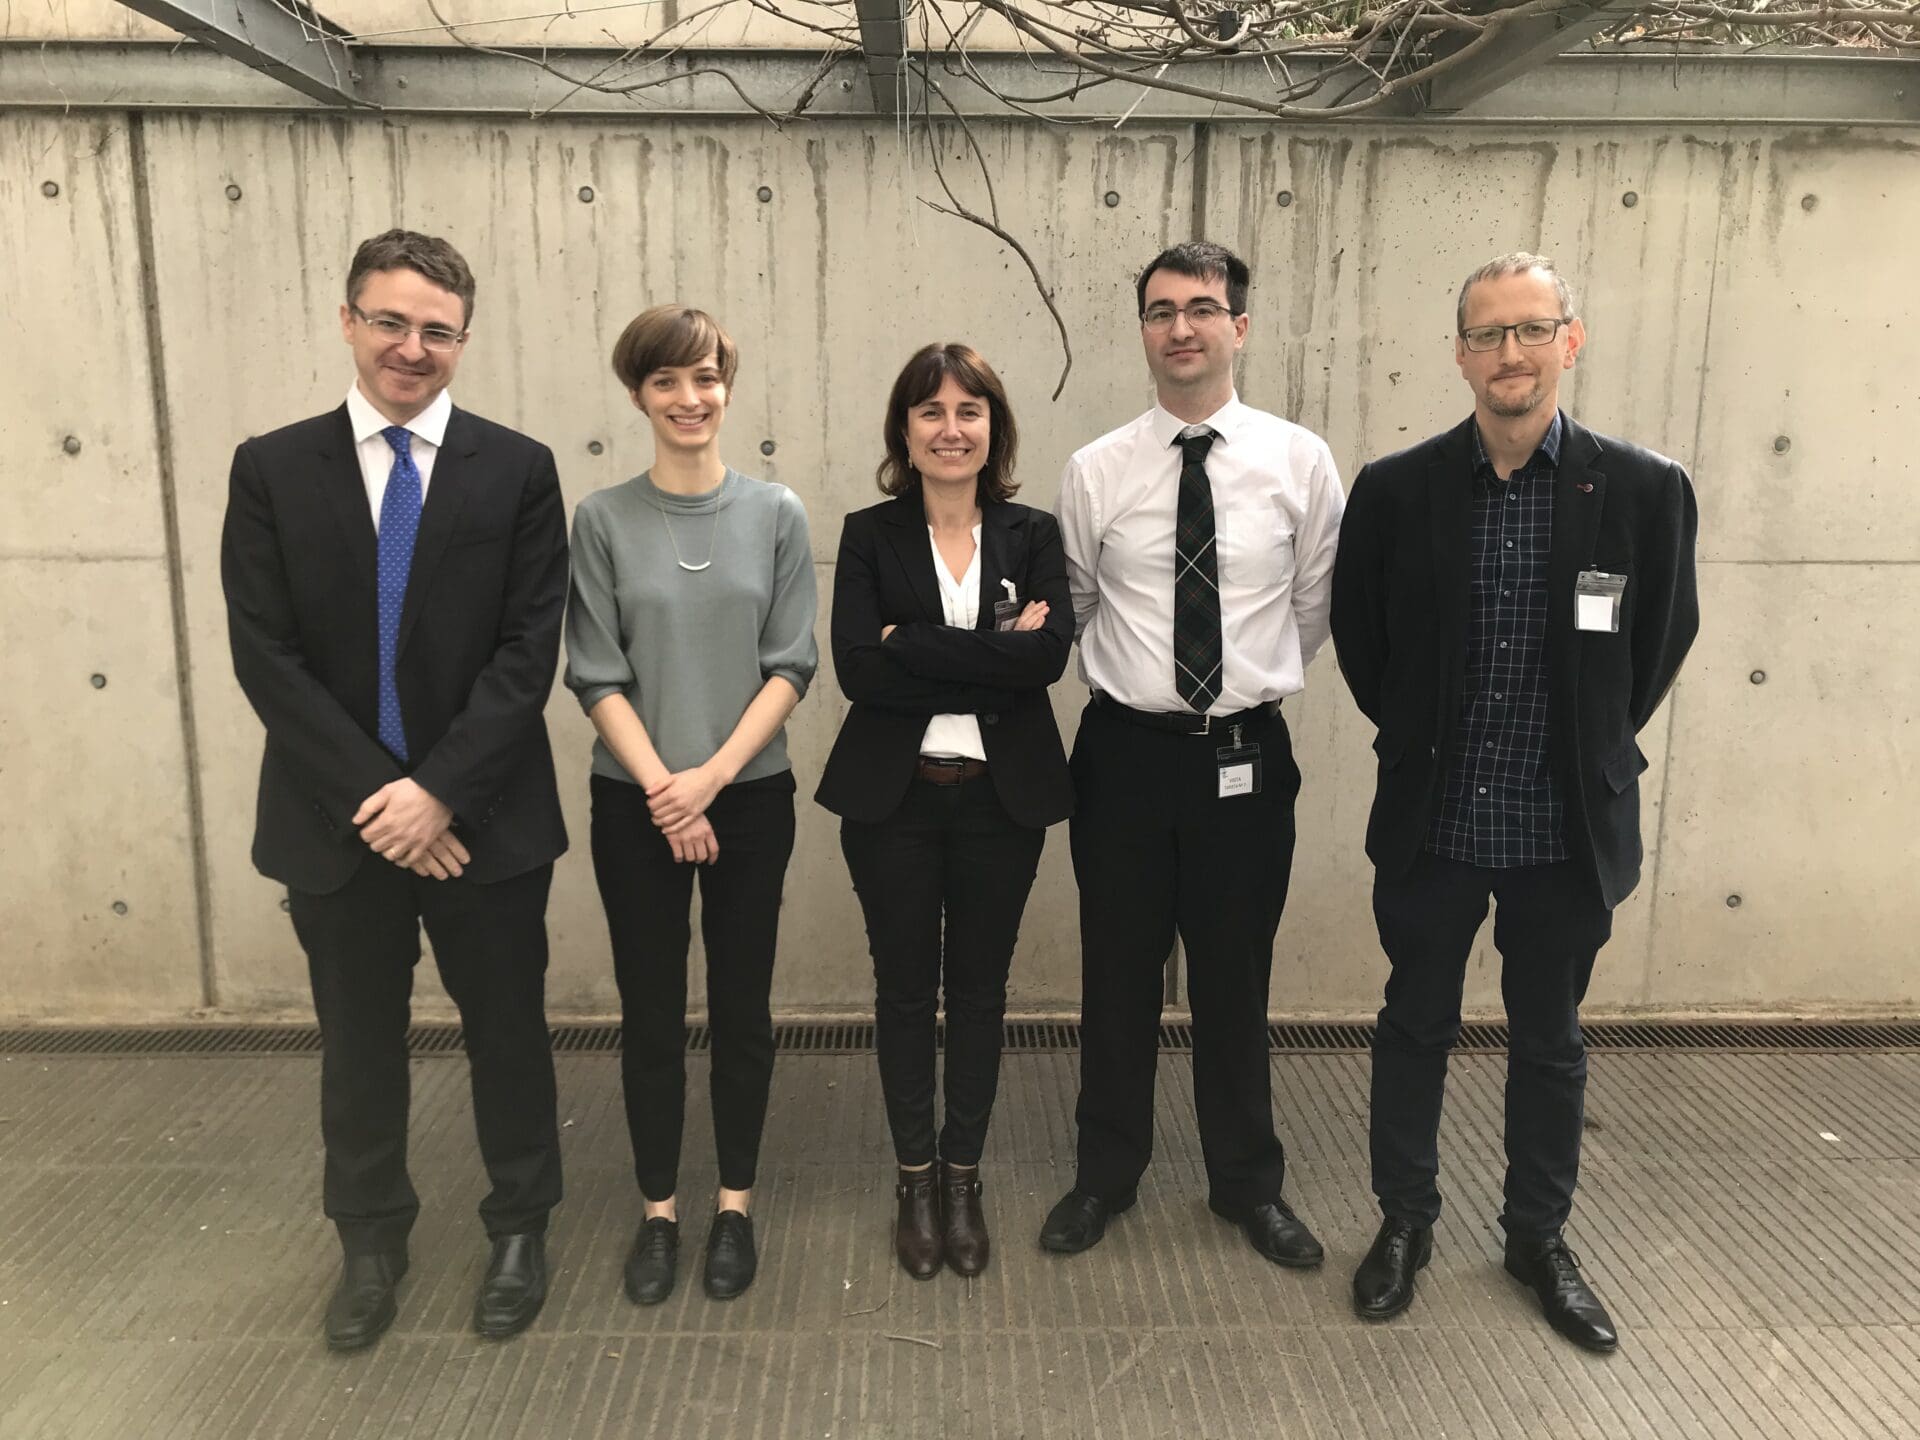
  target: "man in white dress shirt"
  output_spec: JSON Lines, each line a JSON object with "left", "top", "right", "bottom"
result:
{"left": 1041, "top": 242, "right": 1345, "bottom": 1266}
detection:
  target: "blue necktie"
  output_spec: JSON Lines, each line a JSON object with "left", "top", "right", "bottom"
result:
{"left": 376, "top": 426, "right": 423, "bottom": 763}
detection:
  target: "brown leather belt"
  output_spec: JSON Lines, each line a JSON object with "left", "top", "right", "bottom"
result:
{"left": 915, "top": 756, "right": 989, "bottom": 785}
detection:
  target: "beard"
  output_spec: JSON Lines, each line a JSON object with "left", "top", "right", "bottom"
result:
{"left": 1483, "top": 374, "right": 1546, "bottom": 418}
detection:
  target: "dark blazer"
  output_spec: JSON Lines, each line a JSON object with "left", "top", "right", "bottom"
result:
{"left": 1330, "top": 412, "right": 1698, "bottom": 910}
{"left": 221, "top": 403, "right": 570, "bottom": 894}
{"left": 815, "top": 493, "right": 1074, "bottom": 828}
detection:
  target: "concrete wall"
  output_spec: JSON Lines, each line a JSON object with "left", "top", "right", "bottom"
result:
{"left": 2, "top": 109, "right": 1914, "bottom": 1021}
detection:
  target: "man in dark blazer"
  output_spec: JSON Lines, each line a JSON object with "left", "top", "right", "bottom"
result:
{"left": 1331, "top": 252, "right": 1698, "bottom": 1353}
{"left": 221, "top": 230, "right": 569, "bottom": 1350}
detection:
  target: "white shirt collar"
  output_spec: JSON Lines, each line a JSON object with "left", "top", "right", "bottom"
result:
{"left": 1148, "top": 391, "right": 1248, "bottom": 451}
{"left": 346, "top": 382, "right": 452, "bottom": 450}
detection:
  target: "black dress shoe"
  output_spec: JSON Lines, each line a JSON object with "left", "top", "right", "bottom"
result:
{"left": 1208, "top": 1195, "right": 1325, "bottom": 1268}
{"left": 1504, "top": 1235, "right": 1619, "bottom": 1353}
{"left": 895, "top": 1167, "right": 942, "bottom": 1280}
{"left": 940, "top": 1162, "right": 989, "bottom": 1277}
{"left": 473, "top": 1233, "right": 548, "bottom": 1339}
{"left": 1353, "top": 1218, "right": 1433, "bottom": 1320}
{"left": 704, "top": 1210, "right": 757, "bottom": 1300}
{"left": 325, "top": 1251, "right": 407, "bottom": 1352}
{"left": 624, "top": 1217, "right": 679, "bottom": 1306}
{"left": 1038, "top": 1187, "right": 1134, "bottom": 1255}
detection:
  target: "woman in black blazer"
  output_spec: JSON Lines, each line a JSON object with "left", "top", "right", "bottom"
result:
{"left": 816, "top": 343, "right": 1073, "bottom": 1280}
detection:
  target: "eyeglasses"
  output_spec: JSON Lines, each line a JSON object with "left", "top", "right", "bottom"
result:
{"left": 1459, "top": 318, "right": 1570, "bottom": 352}
{"left": 351, "top": 306, "right": 466, "bottom": 353}
{"left": 1141, "top": 300, "right": 1235, "bottom": 331}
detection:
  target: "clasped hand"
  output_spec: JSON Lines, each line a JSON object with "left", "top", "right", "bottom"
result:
{"left": 355, "top": 778, "right": 469, "bottom": 880}
{"left": 648, "top": 764, "right": 725, "bottom": 865}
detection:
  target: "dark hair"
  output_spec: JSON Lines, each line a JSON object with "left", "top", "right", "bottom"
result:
{"left": 876, "top": 343, "right": 1021, "bottom": 504}
{"left": 611, "top": 305, "right": 740, "bottom": 392}
{"left": 346, "top": 229, "right": 477, "bottom": 327}
{"left": 1135, "top": 240, "right": 1250, "bottom": 317}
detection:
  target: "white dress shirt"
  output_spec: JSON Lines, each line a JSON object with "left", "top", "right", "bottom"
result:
{"left": 1055, "top": 393, "right": 1345, "bottom": 714}
{"left": 918, "top": 524, "right": 988, "bottom": 761}
{"left": 346, "top": 383, "right": 451, "bottom": 533}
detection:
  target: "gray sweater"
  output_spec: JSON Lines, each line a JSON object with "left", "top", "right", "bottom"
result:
{"left": 564, "top": 469, "right": 818, "bottom": 786}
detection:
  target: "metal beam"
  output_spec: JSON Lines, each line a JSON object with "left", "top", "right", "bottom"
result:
{"left": 1421, "top": 0, "right": 1640, "bottom": 116}
{"left": 3, "top": 44, "right": 1915, "bottom": 127}
{"left": 110, "top": 0, "right": 362, "bottom": 107}
{"left": 854, "top": 0, "right": 910, "bottom": 114}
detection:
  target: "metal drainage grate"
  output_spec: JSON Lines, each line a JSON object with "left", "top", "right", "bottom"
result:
{"left": 1, "top": 1018, "right": 1917, "bottom": 1058}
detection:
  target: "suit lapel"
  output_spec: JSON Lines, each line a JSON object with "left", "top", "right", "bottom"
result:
{"left": 317, "top": 406, "right": 376, "bottom": 591}
{"left": 975, "top": 503, "right": 1026, "bottom": 630}
{"left": 397, "top": 406, "right": 477, "bottom": 658}
{"left": 1428, "top": 418, "right": 1476, "bottom": 659}
{"left": 1548, "top": 415, "right": 1607, "bottom": 700}
{"left": 880, "top": 492, "right": 945, "bottom": 623}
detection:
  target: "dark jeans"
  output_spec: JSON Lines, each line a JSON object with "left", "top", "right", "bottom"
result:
{"left": 288, "top": 859, "right": 561, "bottom": 1257}
{"left": 590, "top": 770, "right": 795, "bottom": 1200}
{"left": 1067, "top": 700, "right": 1301, "bottom": 1211}
{"left": 1369, "top": 851, "right": 1614, "bottom": 1239}
{"left": 840, "top": 774, "right": 1047, "bottom": 1167}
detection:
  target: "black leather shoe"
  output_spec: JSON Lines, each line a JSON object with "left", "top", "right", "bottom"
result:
{"left": 895, "top": 1167, "right": 942, "bottom": 1280}
{"left": 624, "top": 1217, "right": 679, "bottom": 1306}
{"left": 473, "top": 1233, "right": 548, "bottom": 1339}
{"left": 324, "top": 1251, "right": 407, "bottom": 1352}
{"left": 1208, "top": 1195, "right": 1325, "bottom": 1268}
{"left": 940, "top": 1162, "right": 989, "bottom": 1277}
{"left": 1353, "top": 1218, "right": 1433, "bottom": 1320}
{"left": 703, "top": 1210, "right": 757, "bottom": 1300}
{"left": 1038, "top": 1187, "right": 1135, "bottom": 1255}
{"left": 1504, "top": 1235, "right": 1619, "bottom": 1353}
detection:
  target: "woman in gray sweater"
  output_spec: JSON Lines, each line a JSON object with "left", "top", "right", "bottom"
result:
{"left": 563, "top": 306, "right": 818, "bottom": 1305}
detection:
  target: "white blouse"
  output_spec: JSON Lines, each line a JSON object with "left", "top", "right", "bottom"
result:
{"left": 918, "top": 524, "right": 987, "bottom": 761}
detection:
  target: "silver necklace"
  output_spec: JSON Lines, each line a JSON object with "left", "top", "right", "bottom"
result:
{"left": 661, "top": 506, "right": 719, "bottom": 572}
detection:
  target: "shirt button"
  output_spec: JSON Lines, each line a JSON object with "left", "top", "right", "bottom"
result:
{"left": 1477, "top": 786, "right": 1488, "bottom": 796}
{"left": 1484, "top": 741, "right": 1494, "bottom": 749}
{"left": 1508, "top": 493, "right": 1517, "bottom": 502}
{"left": 1494, "top": 692, "right": 1504, "bottom": 700}
{"left": 1504, "top": 540, "right": 1514, "bottom": 549}
{"left": 1503, "top": 589, "right": 1512, "bottom": 597}
{"left": 1498, "top": 641, "right": 1509, "bottom": 649}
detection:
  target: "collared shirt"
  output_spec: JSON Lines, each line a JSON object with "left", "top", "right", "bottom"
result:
{"left": 1426, "top": 411, "right": 1569, "bottom": 867}
{"left": 919, "top": 524, "right": 988, "bottom": 761}
{"left": 346, "top": 383, "right": 451, "bottom": 533}
{"left": 1055, "top": 393, "right": 1345, "bottom": 715}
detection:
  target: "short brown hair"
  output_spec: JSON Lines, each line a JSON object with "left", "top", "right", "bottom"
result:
{"left": 1456, "top": 251, "right": 1576, "bottom": 333}
{"left": 876, "top": 343, "right": 1020, "bottom": 504}
{"left": 346, "top": 229, "right": 477, "bottom": 327}
{"left": 611, "top": 306, "right": 739, "bottom": 392}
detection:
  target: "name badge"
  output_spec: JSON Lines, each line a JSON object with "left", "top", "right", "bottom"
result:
{"left": 1575, "top": 570, "right": 1626, "bottom": 633}
{"left": 1216, "top": 724, "right": 1262, "bottom": 798}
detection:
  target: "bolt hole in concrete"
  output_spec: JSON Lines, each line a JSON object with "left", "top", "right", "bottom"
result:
{"left": 1727, "top": 895, "right": 1743, "bottom": 909}
{"left": 1773, "top": 435, "right": 1792, "bottom": 454}
{"left": 63, "top": 435, "right": 82, "bottom": 455}
{"left": 111, "top": 901, "right": 128, "bottom": 916}
{"left": 588, "top": 440, "right": 604, "bottom": 456}
{"left": 1276, "top": 190, "right": 1294, "bottom": 207}
{"left": 757, "top": 185, "right": 773, "bottom": 203}
{"left": 578, "top": 186, "right": 594, "bottom": 203}
{"left": 1801, "top": 193, "right": 1819, "bottom": 212}
{"left": 1104, "top": 190, "right": 1121, "bottom": 208}
{"left": 225, "top": 184, "right": 242, "bottom": 202}
{"left": 89, "top": 673, "right": 107, "bottom": 689}
{"left": 42, "top": 179, "right": 59, "bottom": 198}
{"left": 1750, "top": 670, "right": 1767, "bottom": 685}
{"left": 1622, "top": 190, "right": 1639, "bottom": 208}
{"left": 760, "top": 440, "right": 776, "bottom": 456}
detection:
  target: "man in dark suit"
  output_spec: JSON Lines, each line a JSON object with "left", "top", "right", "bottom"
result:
{"left": 1331, "top": 252, "right": 1698, "bottom": 1352}
{"left": 221, "top": 230, "right": 569, "bottom": 1350}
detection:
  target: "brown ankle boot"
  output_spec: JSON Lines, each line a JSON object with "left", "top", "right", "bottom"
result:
{"left": 941, "top": 1161, "right": 989, "bottom": 1277}
{"left": 895, "top": 1166, "right": 942, "bottom": 1280}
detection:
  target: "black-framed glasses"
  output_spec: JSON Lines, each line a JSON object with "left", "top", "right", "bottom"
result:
{"left": 1459, "top": 317, "right": 1570, "bottom": 353}
{"left": 1141, "top": 300, "right": 1235, "bottom": 330}
{"left": 351, "top": 305, "right": 466, "bottom": 353}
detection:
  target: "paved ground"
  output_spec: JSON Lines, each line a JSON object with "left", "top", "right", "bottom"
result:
{"left": 2, "top": 1043, "right": 1917, "bottom": 1438}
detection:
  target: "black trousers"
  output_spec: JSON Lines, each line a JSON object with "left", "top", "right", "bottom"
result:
{"left": 1067, "top": 700, "right": 1300, "bottom": 1210}
{"left": 840, "top": 773, "right": 1047, "bottom": 1167}
{"left": 1369, "top": 851, "right": 1614, "bottom": 1239}
{"left": 288, "top": 859, "right": 561, "bottom": 1257}
{"left": 590, "top": 771, "right": 795, "bottom": 1201}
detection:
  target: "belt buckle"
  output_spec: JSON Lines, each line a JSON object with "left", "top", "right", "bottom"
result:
{"left": 1194, "top": 712, "right": 1214, "bottom": 735}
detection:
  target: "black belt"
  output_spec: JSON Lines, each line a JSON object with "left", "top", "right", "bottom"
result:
{"left": 1092, "top": 694, "right": 1282, "bottom": 736}
{"left": 916, "top": 756, "right": 989, "bottom": 784}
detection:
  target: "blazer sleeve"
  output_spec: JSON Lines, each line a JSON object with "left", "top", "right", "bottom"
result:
{"left": 881, "top": 510, "right": 1073, "bottom": 688}
{"left": 221, "top": 439, "right": 404, "bottom": 827}
{"left": 1627, "top": 460, "right": 1700, "bottom": 732}
{"left": 830, "top": 512, "right": 1020, "bottom": 716}
{"left": 409, "top": 445, "right": 570, "bottom": 824}
{"left": 1329, "top": 461, "right": 1389, "bottom": 728}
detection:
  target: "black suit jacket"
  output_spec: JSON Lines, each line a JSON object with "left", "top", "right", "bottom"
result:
{"left": 221, "top": 403, "right": 570, "bottom": 894}
{"left": 1330, "top": 413, "right": 1698, "bottom": 910}
{"left": 815, "top": 494, "right": 1074, "bottom": 828}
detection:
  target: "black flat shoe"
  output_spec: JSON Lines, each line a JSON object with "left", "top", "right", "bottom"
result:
{"left": 1353, "top": 1217, "right": 1433, "bottom": 1320}
{"left": 704, "top": 1210, "right": 757, "bottom": 1300}
{"left": 473, "top": 1233, "right": 548, "bottom": 1339}
{"left": 895, "top": 1167, "right": 942, "bottom": 1280}
{"left": 1504, "top": 1234, "right": 1619, "bottom": 1353}
{"left": 1208, "top": 1195, "right": 1325, "bottom": 1268}
{"left": 1038, "top": 1187, "right": 1135, "bottom": 1255}
{"left": 625, "top": 1217, "right": 679, "bottom": 1306}
{"left": 324, "top": 1251, "right": 407, "bottom": 1352}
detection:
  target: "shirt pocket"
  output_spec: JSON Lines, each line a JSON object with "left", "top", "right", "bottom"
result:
{"left": 1213, "top": 499, "right": 1295, "bottom": 589}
